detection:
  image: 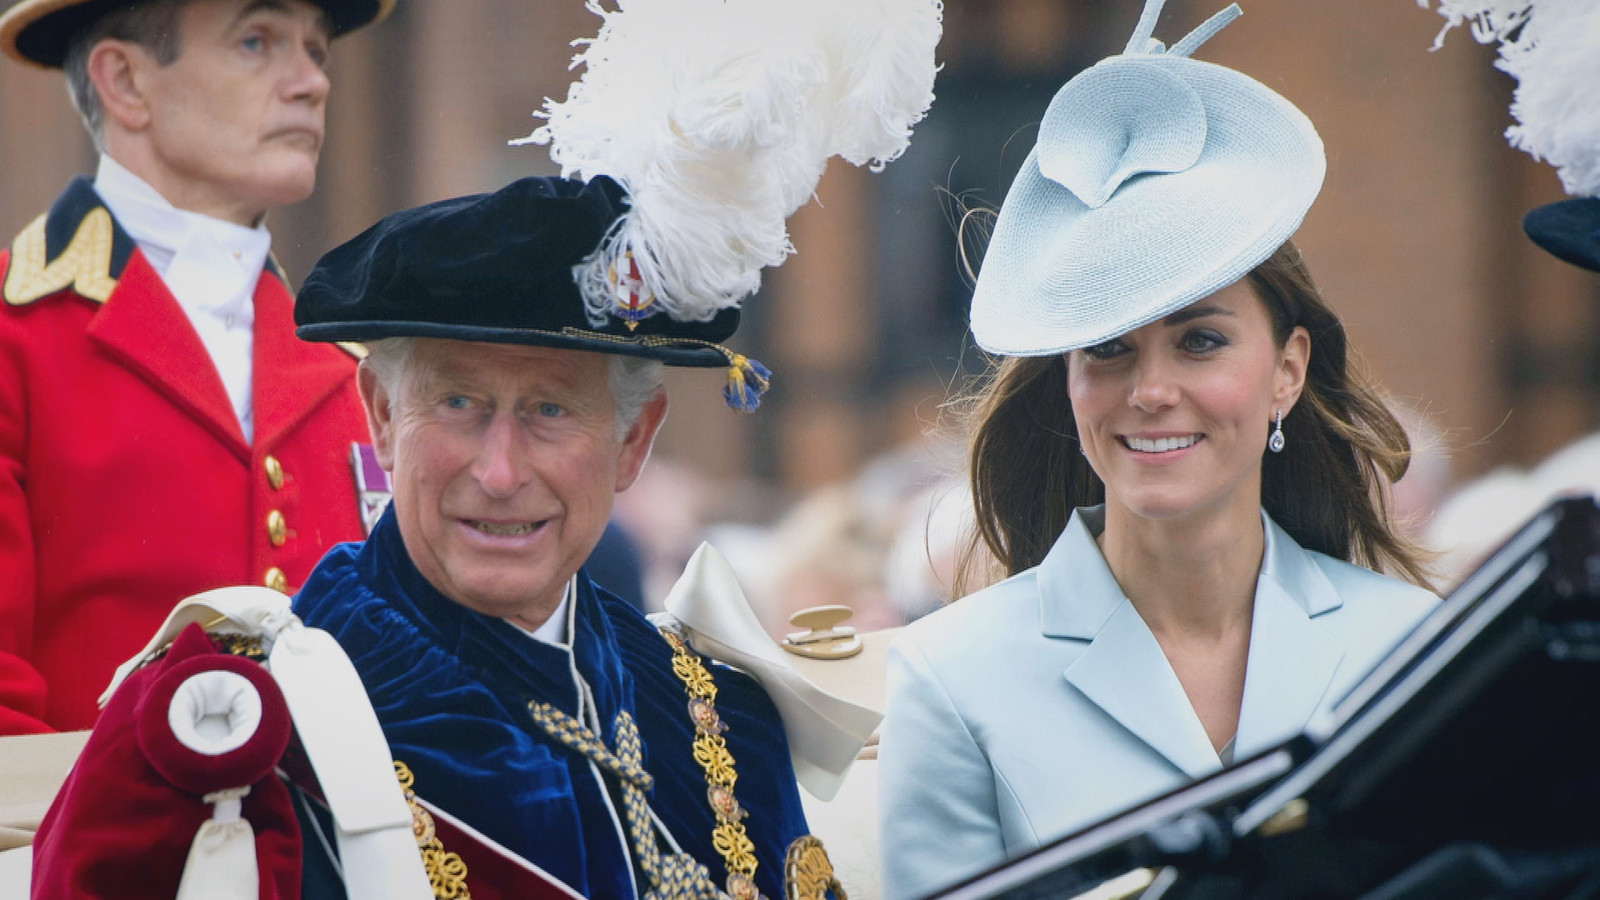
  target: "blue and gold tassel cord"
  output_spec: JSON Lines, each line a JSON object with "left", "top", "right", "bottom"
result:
{"left": 723, "top": 355, "right": 771, "bottom": 413}
{"left": 558, "top": 327, "right": 772, "bottom": 413}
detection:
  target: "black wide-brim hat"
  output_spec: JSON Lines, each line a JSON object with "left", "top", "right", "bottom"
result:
{"left": 0, "top": 0, "right": 394, "bottom": 69}
{"left": 1523, "top": 197, "right": 1600, "bottom": 274}
{"left": 296, "top": 175, "right": 741, "bottom": 370}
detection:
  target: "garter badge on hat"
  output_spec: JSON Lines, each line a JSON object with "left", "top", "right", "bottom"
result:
{"left": 968, "top": 0, "right": 1326, "bottom": 356}
{"left": 296, "top": 0, "right": 942, "bottom": 410}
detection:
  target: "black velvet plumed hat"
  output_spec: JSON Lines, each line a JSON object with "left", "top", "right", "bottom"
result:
{"left": 296, "top": 176, "right": 768, "bottom": 409}
{"left": 298, "top": 0, "right": 946, "bottom": 413}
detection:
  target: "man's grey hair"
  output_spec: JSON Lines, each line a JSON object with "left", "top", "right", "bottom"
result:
{"left": 607, "top": 353, "right": 666, "bottom": 435}
{"left": 362, "top": 337, "right": 664, "bottom": 438}
{"left": 62, "top": 0, "right": 188, "bottom": 152}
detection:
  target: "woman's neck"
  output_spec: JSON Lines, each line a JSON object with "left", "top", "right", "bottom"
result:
{"left": 1097, "top": 494, "right": 1266, "bottom": 639}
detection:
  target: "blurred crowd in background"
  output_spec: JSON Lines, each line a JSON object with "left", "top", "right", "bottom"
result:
{"left": 2, "top": 0, "right": 1596, "bottom": 636}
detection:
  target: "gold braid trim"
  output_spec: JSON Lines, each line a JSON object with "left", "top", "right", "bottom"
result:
{"left": 784, "top": 836, "right": 846, "bottom": 900}
{"left": 395, "top": 761, "right": 472, "bottom": 899}
{"left": 661, "top": 628, "right": 764, "bottom": 900}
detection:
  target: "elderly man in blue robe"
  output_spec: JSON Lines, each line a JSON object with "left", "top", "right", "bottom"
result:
{"left": 287, "top": 175, "right": 819, "bottom": 900}
{"left": 281, "top": 1, "right": 941, "bottom": 892}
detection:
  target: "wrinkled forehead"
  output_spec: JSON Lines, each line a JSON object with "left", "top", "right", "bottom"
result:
{"left": 208, "top": 0, "right": 334, "bottom": 38}
{"left": 406, "top": 338, "right": 612, "bottom": 394}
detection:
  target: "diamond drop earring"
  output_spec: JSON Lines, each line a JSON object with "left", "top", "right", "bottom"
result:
{"left": 1268, "top": 409, "right": 1286, "bottom": 453}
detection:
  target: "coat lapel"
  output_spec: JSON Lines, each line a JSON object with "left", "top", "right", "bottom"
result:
{"left": 1063, "top": 601, "right": 1225, "bottom": 778}
{"left": 250, "top": 269, "right": 361, "bottom": 454}
{"left": 1044, "top": 509, "right": 1223, "bottom": 779}
{"left": 1233, "top": 514, "right": 1346, "bottom": 756}
{"left": 87, "top": 251, "right": 250, "bottom": 457}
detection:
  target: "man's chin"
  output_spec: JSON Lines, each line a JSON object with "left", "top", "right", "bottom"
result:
{"left": 449, "top": 580, "right": 566, "bottom": 624}
{"left": 248, "top": 162, "right": 319, "bottom": 208}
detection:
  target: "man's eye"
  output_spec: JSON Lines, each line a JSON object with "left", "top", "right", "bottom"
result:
{"left": 240, "top": 34, "right": 266, "bottom": 53}
{"left": 306, "top": 41, "right": 328, "bottom": 67}
{"left": 444, "top": 396, "right": 472, "bottom": 411}
{"left": 537, "top": 403, "right": 563, "bottom": 418}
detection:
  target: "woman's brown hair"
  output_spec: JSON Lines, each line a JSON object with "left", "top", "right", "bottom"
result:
{"left": 953, "top": 240, "right": 1434, "bottom": 596}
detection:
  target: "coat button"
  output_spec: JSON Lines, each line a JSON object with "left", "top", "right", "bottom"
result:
{"left": 264, "top": 456, "right": 285, "bottom": 490}
{"left": 267, "top": 510, "right": 288, "bottom": 547}
{"left": 264, "top": 567, "right": 288, "bottom": 593}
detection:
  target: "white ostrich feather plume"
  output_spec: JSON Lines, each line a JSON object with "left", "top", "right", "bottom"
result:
{"left": 1421, "top": 0, "right": 1600, "bottom": 197}
{"left": 516, "top": 0, "right": 943, "bottom": 327}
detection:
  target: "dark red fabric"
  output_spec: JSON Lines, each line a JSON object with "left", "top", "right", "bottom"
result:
{"left": 32, "top": 624, "right": 303, "bottom": 900}
{"left": 135, "top": 645, "right": 292, "bottom": 795}
{"left": 424, "top": 796, "right": 585, "bottom": 900}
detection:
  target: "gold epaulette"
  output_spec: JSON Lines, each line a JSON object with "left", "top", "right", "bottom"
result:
{"left": 3, "top": 208, "right": 117, "bottom": 306}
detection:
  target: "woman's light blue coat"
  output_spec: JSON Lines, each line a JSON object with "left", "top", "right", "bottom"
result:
{"left": 878, "top": 506, "right": 1436, "bottom": 900}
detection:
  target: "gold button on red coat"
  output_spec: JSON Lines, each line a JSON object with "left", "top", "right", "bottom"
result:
{"left": 267, "top": 510, "right": 287, "bottom": 547}
{"left": 264, "top": 455, "right": 285, "bottom": 490}
{"left": 264, "top": 567, "right": 288, "bottom": 593}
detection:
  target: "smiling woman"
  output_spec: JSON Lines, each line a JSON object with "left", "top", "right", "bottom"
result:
{"left": 960, "top": 239, "right": 1429, "bottom": 593}
{"left": 876, "top": 1, "right": 1439, "bottom": 897}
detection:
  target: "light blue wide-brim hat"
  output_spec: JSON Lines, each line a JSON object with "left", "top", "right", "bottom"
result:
{"left": 969, "top": 0, "right": 1326, "bottom": 357}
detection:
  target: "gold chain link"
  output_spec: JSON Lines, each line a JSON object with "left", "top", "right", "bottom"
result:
{"left": 395, "top": 761, "right": 472, "bottom": 899}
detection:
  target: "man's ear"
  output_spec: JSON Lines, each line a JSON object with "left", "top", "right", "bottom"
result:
{"left": 615, "top": 389, "right": 669, "bottom": 493}
{"left": 357, "top": 364, "right": 397, "bottom": 471}
{"left": 87, "top": 40, "right": 157, "bottom": 133}
{"left": 1275, "top": 324, "right": 1311, "bottom": 413}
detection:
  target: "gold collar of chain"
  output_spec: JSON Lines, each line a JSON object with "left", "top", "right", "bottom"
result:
{"left": 661, "top": 628, "right": 766, "bottom": 900}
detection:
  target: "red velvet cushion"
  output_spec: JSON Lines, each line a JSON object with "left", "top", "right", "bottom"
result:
{"left": 32, "top": 623, "right": 303, "bottom": 900}
{"left": 136, "top": 646, "right": 291, "bottom": 795}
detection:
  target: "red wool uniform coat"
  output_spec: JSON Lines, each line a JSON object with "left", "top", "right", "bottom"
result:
{"left": 0, "top": 178, "right": 370, "bottom": 734}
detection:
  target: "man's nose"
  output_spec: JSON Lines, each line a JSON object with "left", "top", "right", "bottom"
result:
{"left": 472, "top": 415, "right": 530, "bottom": 498}
{"left": 286, "top": 43, "right": 331, "bottom": 105}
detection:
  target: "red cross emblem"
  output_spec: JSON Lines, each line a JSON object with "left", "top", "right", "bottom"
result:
{"left": 610, "top": 251, "right": 655, "bottom": 330}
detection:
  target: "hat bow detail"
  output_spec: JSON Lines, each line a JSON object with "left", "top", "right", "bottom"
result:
{"left": 1037, "top": 62, "right": 1208, "bottom": 210}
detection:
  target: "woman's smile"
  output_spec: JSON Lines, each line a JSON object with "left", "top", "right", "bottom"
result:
{"left": 1120, "top": 433, "right": 1203, "bottom": 454}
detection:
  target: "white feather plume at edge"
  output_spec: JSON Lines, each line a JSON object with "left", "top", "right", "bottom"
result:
{"left": 515, "top": 0, "right": 942, "bottom": 327}
{"left": 1421, "top": 0, "right": 1600, "bottom": 197}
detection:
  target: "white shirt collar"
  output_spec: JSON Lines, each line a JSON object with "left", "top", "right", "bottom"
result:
{"left": 94, "top": 154, "right": 270, "bottom": 443}
{"left": 93, "top": 154, "right": 272, "bottom": 283}
{"left": 514, "top": 580, "right": 574, "bottom": 648}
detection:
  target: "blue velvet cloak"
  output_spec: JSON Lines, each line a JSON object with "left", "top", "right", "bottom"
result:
{"left": 293, "top": 508, "right": 809, "bottom": 899}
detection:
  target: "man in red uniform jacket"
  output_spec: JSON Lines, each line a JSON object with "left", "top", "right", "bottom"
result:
{"left": 0, "top": 0, "right": 394, "bottom": 734}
